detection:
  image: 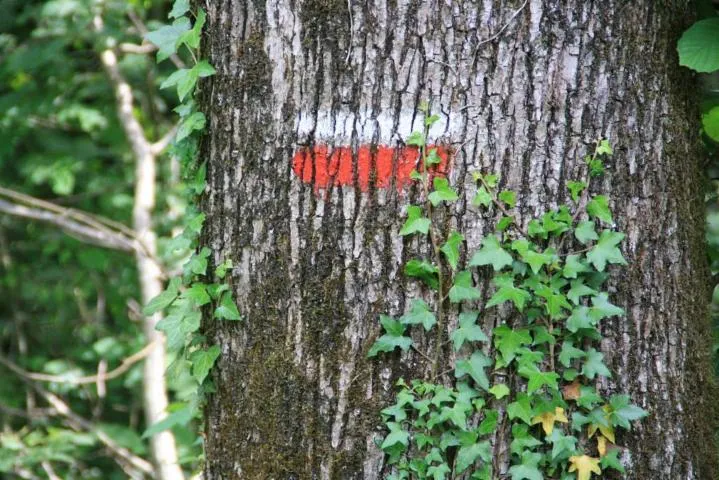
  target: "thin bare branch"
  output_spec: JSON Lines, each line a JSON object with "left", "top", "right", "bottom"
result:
{"left": 151, "top": 126, "right": 178, "bottom": 156}
{"left": 126, "top": 10, "right": 186, "bottom": 69}
{"left": 0, "top": 341, "right": 158, "bottom": 386}
{"left": 120, "top": 42, "right": 157, "bottom": 55}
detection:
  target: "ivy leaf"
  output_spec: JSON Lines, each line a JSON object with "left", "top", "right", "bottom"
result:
{"left": 582, "top": 348, "right": 611, "bottom": 380}
{"left": 181, "top": 283, "right": 211, "bottom": 306}
{"left": 548, "top": 429, "right": 577, "bottom": 460}
{"left": 450, "top": 311, "right": 489, "bottom": 351}
{"left": 178, "top": 8, "right": 206, "bottom": 49}
{"left": 190, "top": 345, "right": 221, "bottom": 384}
{"left": 562, "top": 254, "right": 590, "bottom": 279}
{"left": 677, "top": 18, "right": 719, "bottom": 73}
{"left": 486, "top": 275, "right": 531, "bottom": 311}
{"left": 381, "top": 421, "right": 409, "bottom": 452}
{"left": 567, "top": 180, "right": 587, "bottom": 202}
{"left": 399, "top": 205, "right": 431, "bottom": 236}
{"left": 454, "top": 351, "right": 493, "bottom": 391}
{"left": 144, "top": 278, "right": 181, "bottom": 315}
{"left": 703, "top": 106, "right": 719, "bottom": 142}
{"left": 142, "top": 404, "right": 194, "bottom": 438}
{"left": 607, "top": 395, "right": 648, "bottom": 429}
{"left": 406, "top": 131, "right": 425, "bottom": 147}
{"left": 586, "top": 195, "right": 613, "bottom": 224}
{"left": 368, "top": 316, "right": 413, "bottom": 357}
{"left": 531, "top": 407, "right": 568, "bottom": 436}
{"left": 440, "top": 231, "right": 464, "bottom": 270}
{"left": 586, "top": 230, "right": 626, "bottom": 271}
{"left": 404, "top": 259, "right": 439, "bottom": 290}
{"left": 427, "top": 463, "right": 451, "bottom": 480}
{"left": 566, "top": 306, "right": 594, "bottom": 333}
{"left": 214, "top": 292, "right": 241, "bottom": 320}
{"left": 489, "top": 384, "right": 510, "bottom": 400}
{"left": 511, "top": 239, "right": 553, "bottom": 274}
{"left": 575, "top": 221, "right": 599, "bottom": 245}
{"left": 493, "top": 324, "right": 532, "bottom": 364}
{"left": 401, "top": 299, "right": 436, "bottom": 331}
{"left": 498, "top": 190, "right": 517, "bottom": 208}
{"left": 145, "top": 17, "right": 191, "bottom": 62}
{"left": 568, "top": 455, "right": 602, "bottom": 480}
{"left": 595, "top": 139, "right": 613, "bottom": 156}
{"left": 508, "top": 464, "right": 543, "bottom": 480}
{"left": 177, "top": 111, "right": 206, "bottom": 142}
{"left": 473, "top": 186, "right": 492, "bottom": 207}
{"left": 567, "top": 279, "right": 597, "bottom": 305}
{"left": 507, "top": 394, "right": 534, "bottom": 425}
{"left": 455, "top": 441, "right": 491, "bottom": 473}
{"left": 518, "top": 363, "right": 559, "bottom": 394}
{"left": 169, "top": 0, "right": 190, "bottom": 18}
{"left": 448, "top": 271, "right": 482, "bottom": 303}
{"left": 426, "top": 147, "right": 442, "bottom": 166}
{"left": 559, "top": 341, "right": 586, "bottom": 368}
{"left": 589, "top": 293, "right": 624, "bottom": 321}
{"left": 469, "top": 235, "right": 514, "bottom": 271}
{"left": 428, "top": 177, "right": 459, "bottom": 206}
{"left": 600, "top": 450, "right": 626, "bottom": 473}
{"left": 156, "top": 304, "right": 201, "bottom": 350}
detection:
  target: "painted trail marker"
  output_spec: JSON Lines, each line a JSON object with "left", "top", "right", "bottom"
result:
{"left": 292, "top": 144, "right": 451, "bottom": 192}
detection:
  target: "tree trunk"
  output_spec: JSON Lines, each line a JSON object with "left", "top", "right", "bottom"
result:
{"left": 198, "top": 0, "right": 718, "bottom": 478}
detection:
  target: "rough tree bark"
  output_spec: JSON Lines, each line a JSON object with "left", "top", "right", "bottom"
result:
{"left": 199, "top": 1, "right": 718, "bottom": 478}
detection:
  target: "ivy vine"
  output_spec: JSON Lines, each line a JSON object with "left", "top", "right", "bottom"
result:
{"left": 370, "top": 104, "right": 648, "bottom": 480}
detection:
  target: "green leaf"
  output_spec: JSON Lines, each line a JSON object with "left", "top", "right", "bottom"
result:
{"left": 190, "top": 345, "right": 221, "bottom": 384}
{"left": 574, "top": 221, "right": 598, "bottom": 245}
{"left": 518, "top": 363, "right": 559, "bottom": 394}
{"left": 703, "top": 106, "right": 719, "bottom": 142}
{"left": 181, "top": 283, "right": 211, "bottom": 306}
{"left": 169, "top": 0, "right": 190, "bottom": 18}
{"left": 508, "top": 464, "right": 543, "bottom": 480}
{"left": 440, "top": 231, "right": 463, "bottom": 270}
{"left": 214, "top": 292, "right": 241, "bottom": 320}
{"left": 143, "top": 278, "right": 180, "bottom": 315}
{"left": 156, "top": 304, "right": 201, "bottom": 350}
{"left": 177, "top": 111, "right": 206, "bottom": 142}
{"left": 368, "top": 315, "right": 413, "bottom": 357}
{"left": 581, "top": 348, "right": 611, "bottom": 380}
{"left": 498, "top": 190, "right": 517, "bottom": 208}
{"left": 586, "top": 195, "right": 613, "bottom": 224}
{"left": 215, "top": 259, "right": 233, "bottom": 279}
{"left": 455, "top": 441, "right": 491, "bottom": 473}
{"left": 428, "top": 177, "right": 459, "bottom": 206}
{"left": 558, "top": 341, "right": 586, "bottom": 367}
{"left": 567, "top": 181, "right": 586, "bottom": 202}
{"left": 677, "top": 18, "right": 719, "bottom": 73}
{"left": 548, "top": 429, "right": 577, "bottom": 460}
{"left": 427, "top": 463, "right": 451, "bottom": 480}
{"left": 406, "top": 131, "right": 425, "bottom": 147}
{"left": 589, "top": 293, "right": 625, "bottom": 321}
{"left": 145, "top": 17, "right": 191, "bottom": 62}
{"left": 404, "top": 259, "right": 439, "bottom": 289}
{"left": 566, "top": 306, "right": 594, "bottom": 333}
{"left": 399, "top": 205, "right": 431, "bottom": 236}
{"left": 178, "top": 8, "right": 206, "bottom": 49}
{"left": 450, "top": 311, "right": 489, "bottom": 350}
{"left": 486, "top": 275, "right": 531, "bottom": 311}
{"left": 184, "top": 247, "right": 210, "bottom": 276}
{"left": 426, "top": 148, "right": 442, "bottom": 166}
{"left": 493, "top": 324, "right": 533, "bottom": 364}
{"left": 470, "top": 235, "right": 513, "bottom": 271}
{"left": 448, "top": 271, "right": 482, "bottom": 303}
{"left": 142, "top": 404, "right": 194, "bottom": 438}
{"left": 586, "top": 230, "right": 626, "bottom": 271}
{"left": 600, "top": 450, "right": 626, "bottom": 473}
{"left": 400, "top": 299, "right": 436, "bottom": 331}
{"left": 497, "top": 216, "right": 514, "bottom": 231}
{"left": 473, "top": 186, "right": 492, "bottom": 207}
{"left": 511, "top": 239, "right": 553, "bottom": 274}
{"left": 454, "top": 351, "right": 493, "bottom": 391}
{"left": 595, "top": 139, "right": 613, "bottom": 156}
{"left": 507, "top": 394, "right": 534, "bottom": 425}
{"left": 562, "top": 254, "right": 590, "bottom": 279}
{"left": 567, "top": 279, "right": 597, "bottom": 305}
{"left": 608, "top": 395, "right": 648, "bottom": 429}
{"left": 489, "top": 384, "right": 510, "bottom": 400}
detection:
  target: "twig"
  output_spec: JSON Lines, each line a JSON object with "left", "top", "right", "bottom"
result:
{"left": 41, "top": 461, "right": 61, "bottom": 480}
{"left": 411, "top": 345, "right": 434, "bottom": 363}
{"left": 478, "top": 176, "right": 529, "bottom": 238}
{"left": 151, "top": 126, "right": 178, "bottom": 156}
{"left": 0, "top": 340, "right": 158, "bottom": 386}
{"left": 127, "top": 10, "right": 186, "bottom": 69}
{"left": 474, "top": 0, "right": 529, "bottom": 53}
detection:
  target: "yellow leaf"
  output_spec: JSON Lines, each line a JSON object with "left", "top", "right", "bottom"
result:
{"left": 597, "top": 435, "right": 607, "bottom": 457}
{"left": 531, "top": 407, "right": 568, "bottom": 435}
{"left": 587, "top": 423, "right": 615, "bottom": 443}
{"left": 568, "top": 455, "right": 602, "bottom": 480}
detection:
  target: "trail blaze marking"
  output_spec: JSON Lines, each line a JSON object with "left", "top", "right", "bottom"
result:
{"left": 291, "top": 144, "right": 451, "bottom": 192}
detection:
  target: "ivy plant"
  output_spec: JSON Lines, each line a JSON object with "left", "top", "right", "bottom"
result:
{"left": 369, "top": 106, "right": 647, "bottom": 480}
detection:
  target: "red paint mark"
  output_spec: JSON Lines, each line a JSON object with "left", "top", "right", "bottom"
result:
{"left": 292, "top": 144, "right": 451, "bottom": 191}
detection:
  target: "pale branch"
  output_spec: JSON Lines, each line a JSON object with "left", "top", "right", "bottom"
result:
{"left": 151, "top": 126, "right": 178, "bottom": 156}
{"left": 0, "top": 340, "right": 159, "bottom": 386}
{"left": 0, "top": 198, "right": 135, "bottom": 252}
{"left": 120, "top": 42, "right": 158, "bottom": 55}
{"left": 126, "top": 10, "right": 186, "bottom": 69}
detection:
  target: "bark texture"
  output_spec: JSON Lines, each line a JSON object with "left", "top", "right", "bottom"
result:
{"left": 199, "top": 0, "right": 717, "bottom": 478}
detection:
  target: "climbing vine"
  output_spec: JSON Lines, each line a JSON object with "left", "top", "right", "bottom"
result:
{"left": 140, "top": 0, "right": 241, "bottom": 440}
{"left": 370, "top": 104, "right": 647, "bottom": 480}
